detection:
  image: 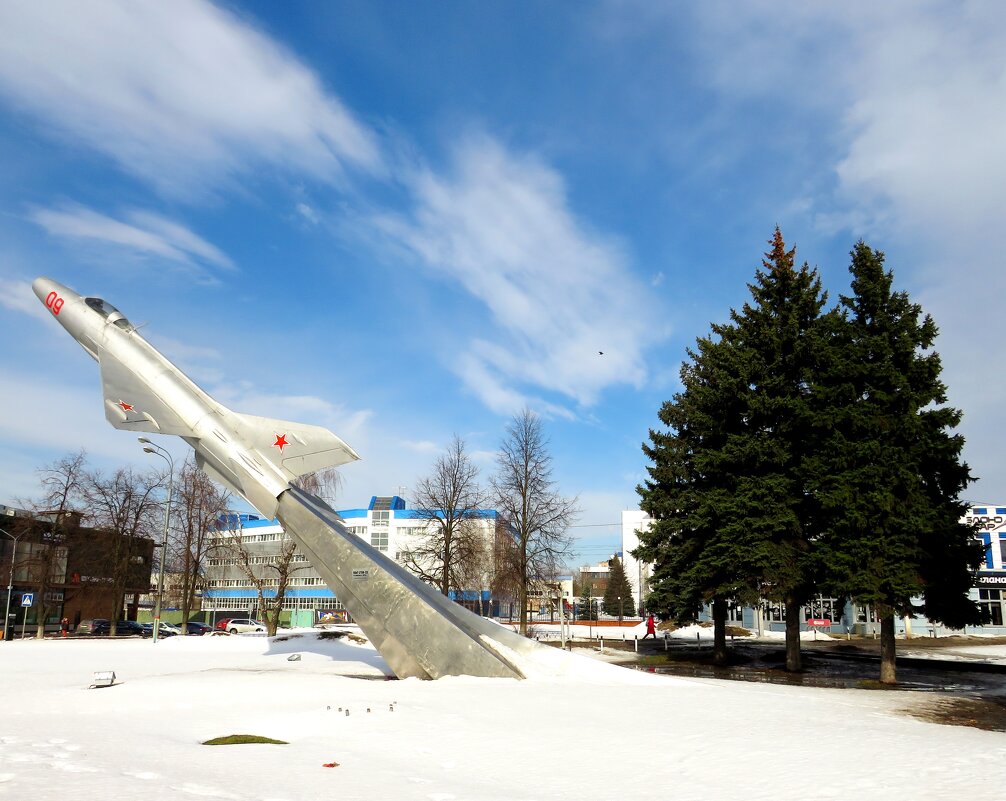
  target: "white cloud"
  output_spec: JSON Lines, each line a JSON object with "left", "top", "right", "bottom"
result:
{"left": 681, "top": 2, "right": 1006, "bottom": 495}
{"left": 211, "top": 384, "right": 373, "bottom": 447}
{"left": 402, "top": 440, "right": 440, "bottom": 454}
{"left": 0, "top": 277, "right": 48, "bottom": 321}
{"left": 0, "top": 0, "right": 381, "bottom": 196}
{"left": 27, "top": 203, "right": 233, "bottom": 280}
{"left": 0, "top": 369, "right": 164, "bottom": 464}
{"left": 296, "top": 203, "right": 320, "bottom": 226}
{"left": 373, "top": 135, "right": 660, "bottom": 415}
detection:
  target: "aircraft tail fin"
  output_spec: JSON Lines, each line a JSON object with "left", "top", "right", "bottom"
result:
{"left": 229, "top": 412, "right": 360, "bottom": 481}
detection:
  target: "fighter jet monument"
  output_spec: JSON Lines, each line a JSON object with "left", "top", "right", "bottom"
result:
{"left": 33, "top": 277, "right": 555, "bottom": 679}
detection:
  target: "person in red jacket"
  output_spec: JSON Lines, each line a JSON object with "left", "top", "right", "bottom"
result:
{"left": 642, "top": 613, "right": 656, "bottom": 639}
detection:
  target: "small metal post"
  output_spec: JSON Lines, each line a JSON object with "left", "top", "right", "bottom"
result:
{"left": 600, "top": 636, "right": 603, "bottom": 654}
{"left": 634, "top": 635, "right": 638, "bottom": 653}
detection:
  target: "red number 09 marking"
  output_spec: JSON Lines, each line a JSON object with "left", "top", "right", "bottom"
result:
{"left": 45, "top": 291, "right": 64, "bottom": 315}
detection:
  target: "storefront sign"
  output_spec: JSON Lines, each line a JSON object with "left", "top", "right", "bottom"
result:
{"left": 976, "top": 572, "right": 1006, "bottom": 587}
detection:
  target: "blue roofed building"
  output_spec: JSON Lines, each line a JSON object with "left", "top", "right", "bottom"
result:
{"left": 202, "top": 495, "right": 517, "bottom": 625}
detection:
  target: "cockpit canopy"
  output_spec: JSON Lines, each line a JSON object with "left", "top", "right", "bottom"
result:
{"left": 84, "top": 297, "right": 132, "bottom": 330}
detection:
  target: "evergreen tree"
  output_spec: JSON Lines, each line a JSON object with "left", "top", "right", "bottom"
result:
{"left": 637, "top": 229, "right": 833, "bottom": 668}
{"left": 577, "top": 583, "right": 594, "bottom": 621}
{"left": 603, "top": 557, "right": 634, "bottom": 620}
{"left": 813, "top": 242, "right": 984, "bottom": 683}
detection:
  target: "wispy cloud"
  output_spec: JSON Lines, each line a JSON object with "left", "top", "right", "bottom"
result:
{"left": 0, "top": 277, "right": 48, "bottom": 321}
{"left": 679, "top": 1, "right": 1006, "bottom": 495}
{"left": 296, "top": 203, "right": 320, "bottom": 226}
{"left": 212, "top": 384, "right": 373, "bottom": 445}
{"left": 27, "top": 203, "right": 233, "bottom": 280}
{"left": 402, "top": 440, "right": 440, "bottom": 454}
{"left": 0, "top": 0, "right": 381, "bottom": 196}
{"left": 373, "top": 135, "right": 661, "bottom": 416}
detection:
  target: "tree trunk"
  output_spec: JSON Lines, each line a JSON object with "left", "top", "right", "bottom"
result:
{"left": 712, "top": 597, "right": 728, "bottom": 665}
{"left": 35, "top": 604, "right": 49, "bottom": 639}
{"left": 785, "top": 598, "right": 802, "bottom": 672}
{"left": 880, "top": 611, "right": 897, "bottom": 684}
{"left": 518, "top": 583, "right": 528, "bottom": 635}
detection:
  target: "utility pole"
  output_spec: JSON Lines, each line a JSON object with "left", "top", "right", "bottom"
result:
{"left": 139, "top": 438, "right": 174, "bottom": 644}
{"left": 1, "top": 527, "right": 20, "bottom": 642}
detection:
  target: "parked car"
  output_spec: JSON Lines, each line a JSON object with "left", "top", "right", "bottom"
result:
{"left": 183, "top": 621, "right": 213, "bottom": 636}
{"left": 92, "top": 619, "right": 145, "bottom": 637}
{"left": 214, "top": 618, "right": 233, "bottom": 631}
{"left": 140, "top": 621, "right": 181, "bottom": 638}
{"left": 225, "top": 618, "right": 267, "bottom": 634}
{"left": 75, "top": 618, "right": 109, "bottom": 635}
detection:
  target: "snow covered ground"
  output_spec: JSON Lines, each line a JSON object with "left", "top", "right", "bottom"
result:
{"left": 2, "top": 627, "right": 1005, "bottom": 801}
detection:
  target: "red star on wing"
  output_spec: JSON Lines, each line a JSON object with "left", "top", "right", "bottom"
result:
{"left": 117, "top": 400, "right": 134, "bottom": 412}
{"left": 273, "top": 433, "right": 289, "bottom": 452}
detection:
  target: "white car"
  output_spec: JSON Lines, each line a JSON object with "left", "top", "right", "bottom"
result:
{"left": 226, "top": 619, "right": 267, "bottom": 634}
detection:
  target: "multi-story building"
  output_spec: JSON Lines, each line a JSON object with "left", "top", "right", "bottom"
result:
{"left": 1, "top": 503, "right": 154, "bottom": 636}
{"left": 577, "top": 558, "right": 611, "bottom": 600}
{"left": 621, "top": 510, "right": 653, "bottom": 614}
{"left": 202, "top": 495, "right": 519, "bottom": 624}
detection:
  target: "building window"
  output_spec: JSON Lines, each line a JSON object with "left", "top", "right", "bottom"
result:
{"left": 371, "top": 530, "right": 388, "bottom": 552}
{"left": 802, "top": 597, "right": 843, "bottom": 623}
{"left": 372, "top": 511, "right": 389, "bottom": 527}
{"left": 979, "top": 588, "right": 1004, "bottom": 626}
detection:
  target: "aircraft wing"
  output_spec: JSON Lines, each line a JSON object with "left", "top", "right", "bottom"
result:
{"left": 98, "top": 350, "right": 193, "bottom": 436}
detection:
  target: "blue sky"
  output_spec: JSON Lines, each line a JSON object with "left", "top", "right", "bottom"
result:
{"left": 1, "top": 1, "right": 1004, "bottom": 567}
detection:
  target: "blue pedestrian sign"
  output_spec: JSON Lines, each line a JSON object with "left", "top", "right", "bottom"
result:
{"left": 20, "top": 593, "right": 33, "bottom": 607}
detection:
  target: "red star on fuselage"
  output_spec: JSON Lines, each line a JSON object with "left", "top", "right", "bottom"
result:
{"left": 273, "top": 433, "right": 289, "bottom": 452}
{"left": 117, "top": 400, "right": 134, "bottom": 412}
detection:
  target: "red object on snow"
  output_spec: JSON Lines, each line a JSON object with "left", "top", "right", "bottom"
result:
{"left": 322, "top": 762, "right": 340, "bottom": 768}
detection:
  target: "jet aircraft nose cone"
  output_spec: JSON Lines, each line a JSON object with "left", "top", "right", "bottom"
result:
{"left": 32, "top": 276, "right": 53, "bottom": 304}
{"left": 32, "top": 276, "right": 79, "bottom": 308}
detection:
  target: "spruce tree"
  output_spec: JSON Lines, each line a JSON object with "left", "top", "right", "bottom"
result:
{"left": 603, "top": 557, "right": 634, "bottom": 620}
{"left": 637, "top": 229, "right": 833, "bottom": 668}
{"left": 813, "top": 242, "right": 983, "bottom": 683}
{"left": 577, "top": 583, "right": 594, "bottom": 621}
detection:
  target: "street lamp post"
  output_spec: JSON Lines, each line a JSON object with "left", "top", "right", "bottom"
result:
{"left": 139, "top": 438, "right": 174, "bottom": 644}
{"left": 1, "top": 527, "right": 21, "bottom": 643}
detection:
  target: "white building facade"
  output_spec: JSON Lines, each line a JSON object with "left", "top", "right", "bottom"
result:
{"left": 202, "top": 495, "right": 511, "bottom": 624}
{"left": 621, "top": 509, "right": 653, "bottom": 614}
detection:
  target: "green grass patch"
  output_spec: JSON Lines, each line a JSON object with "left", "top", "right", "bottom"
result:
{"left": 638, "top": 655, "right": 671, "bottom": 666}
{"left": 202, "top": 734, "right": 288, "bottom": 746}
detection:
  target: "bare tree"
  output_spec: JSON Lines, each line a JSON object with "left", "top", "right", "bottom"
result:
{"left": 490, "top": 408, "right": 578, "bottom": 635}
{"left": 403, "top": 435, "right": 489, "bottom": 598}
{"left": 82, "top": 466, "right": 163, "bottom": 633}
{"left": 292, "top": 467, "right": 342, "bottom": 504}
{"left": 17, "top": 451, "right": 88, "bottom": 638}
{"left": 171, "top": 457, "right": 230, "bottom": 629}
{"left": 216, "top": 519, "right": 307, "bottom": 636}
